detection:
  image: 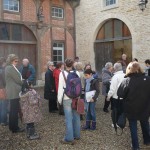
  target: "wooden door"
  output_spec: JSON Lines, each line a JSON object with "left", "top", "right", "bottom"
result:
{"left": 0, "top": 43, "right": 36, "bottom": 69}
{"left": 94, "top": 42, "right": 113, "bottom": 76}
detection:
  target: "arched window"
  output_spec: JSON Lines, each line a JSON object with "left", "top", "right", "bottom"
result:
{"left": 96, "top": 19, "right": 131, "bottom": 41}
{"left": 0, "top": 23, "right": 36, "bottom": 42}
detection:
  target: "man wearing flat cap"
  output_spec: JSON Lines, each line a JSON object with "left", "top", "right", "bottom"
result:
{"left": 44, "top": 61, "right": 58, "bottom": 113}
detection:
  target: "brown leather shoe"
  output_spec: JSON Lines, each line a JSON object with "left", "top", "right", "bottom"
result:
{"left": 60, "top": 139, "right": 75, "bottom": 145}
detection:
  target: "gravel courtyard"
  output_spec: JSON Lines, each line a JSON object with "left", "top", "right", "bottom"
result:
{"left": 0, "top": 87, "right": 146, "bottom": 150}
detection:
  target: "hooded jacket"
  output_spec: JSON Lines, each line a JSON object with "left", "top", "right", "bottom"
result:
{"left": 117, "top": 73, "right": 150, "bottom": 120}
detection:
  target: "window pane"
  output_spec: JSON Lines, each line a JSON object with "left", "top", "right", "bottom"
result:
{"left": 58, "top": 43, "right": 63, "bottom": 47}
{"left": 53, "top": 56, "right": 57, "bottom": 61}
{"left": 53, "top": 51, "right": 57, "bottom": 55}
{"left": 105, "top": 21, "right": 113, "bottom": 39}
{"left": 58, "top": 50, "right": 62, "bottom": 55}
{"left": 58, "top": 56, "right": 62, "bottom": 61}
{"left": 12, "top": 24, "right": 22, "bottom": 41}
{"left": 114, "top": 20, "right": 122, "bottom": 38}
{"left": 106, "top": 0, "right": 116, "bottom": 6}
{"left": 53, "top": 43, "right": 57, "bottom": 47}
{"left": 0, "top": 23, "right": 10, "bottom": 40}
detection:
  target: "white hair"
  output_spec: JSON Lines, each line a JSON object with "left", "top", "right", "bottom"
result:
{"left": 114, "top": 63, "right": 122, "bottom": 72}
{"left": 105, "top": 62, "right": 113, "bottom": 70}
{"left": 23, "top": 58, "right": 29, "bottom": 63}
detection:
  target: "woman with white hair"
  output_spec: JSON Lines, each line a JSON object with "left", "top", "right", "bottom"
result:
{"left": 101, "top": 62, "right": 113, "bottom": 112}
{"left": 106, "top": 63, "right": 125, "bottom": 127}
{"left": 107, "top": 63, "right": 125, "bottom": 102}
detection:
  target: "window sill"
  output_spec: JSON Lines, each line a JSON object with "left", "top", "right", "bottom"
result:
{"left": 3, "top": 10, "right": 20, "bottom": 15}
{"left": 101, "top": 4, "right": 119, "bottom": 11}
{"left": 51, "top": 17, "right": 64, "bottom": 21}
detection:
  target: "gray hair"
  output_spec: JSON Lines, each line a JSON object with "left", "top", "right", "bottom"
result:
{"left": 105, "top": 62, "right": 113, "bottom": 70}
{"left": 47, "top": 61, "right": 54, "bottom": 67}
{"left": 74, "top": 62, "right": 83, "bottom": 71}
{"left": 114, "top": 63, "right": 122, "bottom": 72}
{"left": 6, "top": 54, "right": 19, "bottom": 65}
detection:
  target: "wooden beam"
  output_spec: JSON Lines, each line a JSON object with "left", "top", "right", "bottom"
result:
{"left": 0, "top": 40, "right": 37, "bottom": 44}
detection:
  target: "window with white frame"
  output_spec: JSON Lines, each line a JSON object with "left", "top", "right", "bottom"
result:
{"left": 102, "top": 0, "right": 118, "bottom": 10}
{"left": 53, "top": 42, "right": 64, "bottom": 65}
{"left": 52, "top": 7, "right": 64, "bottom": 19}
{"left": 105, "top": 0, "right": 116, "bottom": 6}
{"left": 3, "top": 0, "right": 19, "bottom": 12}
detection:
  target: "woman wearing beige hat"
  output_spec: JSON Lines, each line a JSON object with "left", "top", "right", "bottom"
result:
{"left": 5, "top": 54, "right": 24, "bottom": 133}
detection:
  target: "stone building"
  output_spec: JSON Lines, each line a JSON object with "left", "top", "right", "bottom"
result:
{"left": 75, "top": 0, "right": 150, "bottom": 74}
{"left": 0, "top": 0, "right": 78, "bottom": 84}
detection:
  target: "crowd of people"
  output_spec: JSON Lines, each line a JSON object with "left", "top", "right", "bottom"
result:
{"left": 0, "top": 54, "right": 150, "bottom": 150}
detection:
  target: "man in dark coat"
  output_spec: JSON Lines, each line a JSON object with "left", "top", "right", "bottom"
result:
{"left": 20, "top": 58, "right": 36, "bottom": 85}
{"left": 117, "top": 62, "right": 150, "bottom": 150}
{"left": 44, "top": 61, "right": 57, "bottom": 113}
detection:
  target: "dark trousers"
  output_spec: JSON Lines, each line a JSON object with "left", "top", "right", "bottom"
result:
{"left": 103, "top": 96, "right": 113, "bottom": 110}
{"left": 49, "top": 99, "right": 58, "bottom": 112}
{"left": 129, "top": 119, "right": 150, "bottom": 149}
{"left": 9, "top": 98, "right": 20, "bottom": 132}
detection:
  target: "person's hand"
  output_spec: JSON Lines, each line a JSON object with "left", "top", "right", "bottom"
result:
{"left": 90, "top": 99, "right": 94, "bottom": 102}
{"left": 106, "top": 97, "right": 110, "bottom": 101}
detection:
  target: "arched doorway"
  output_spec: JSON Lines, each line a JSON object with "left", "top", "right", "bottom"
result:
{"left": 0, "top": 22, "right": 37, "bottom": 68}
{"left": 94, "top": 19, "right": 132, "bottom": 75}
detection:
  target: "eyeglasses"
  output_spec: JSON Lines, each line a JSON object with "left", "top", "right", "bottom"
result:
{"left": 14, "top": 60, "right": 19, "bottom": 63}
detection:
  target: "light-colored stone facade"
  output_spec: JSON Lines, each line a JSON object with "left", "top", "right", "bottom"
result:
{"left": 75, "top": 0, "right": 150, "bottom": 69}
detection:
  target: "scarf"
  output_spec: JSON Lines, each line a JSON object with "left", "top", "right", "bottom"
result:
{"left": 12, "top": 64, "right": 23, "bottom": 81}
{"left": 85, "top": 76, "right": 94, "bottom": 92}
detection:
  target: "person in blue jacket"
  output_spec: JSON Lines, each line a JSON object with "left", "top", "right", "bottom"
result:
{"left": 20, "top": 58, "right": 36, "bottom": 85}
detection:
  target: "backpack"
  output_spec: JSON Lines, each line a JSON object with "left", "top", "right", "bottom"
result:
{"left": 62, "top": 70, "right": 82, "bottom": 99}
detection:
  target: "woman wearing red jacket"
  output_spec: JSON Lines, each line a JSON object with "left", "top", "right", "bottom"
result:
{"left": 53, "top": 62, "right": 64, "bottom": 93}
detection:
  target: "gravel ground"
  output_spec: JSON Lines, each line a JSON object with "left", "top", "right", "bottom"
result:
{"left": 0, "top": 87, "right": 146, "bottom": 150}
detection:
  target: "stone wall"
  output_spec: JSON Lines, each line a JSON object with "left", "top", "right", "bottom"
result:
{"left": 75, "top": 0, "right": 150, "bottom": 69}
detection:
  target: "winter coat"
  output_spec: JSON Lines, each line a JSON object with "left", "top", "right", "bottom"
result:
{"left": 0, "top": 67, "right": 5, "bottom": 89}
{"left": 44, "top": 69, "right": 56, "bottom": 100}
{"left": 102, "top": 68, "right": 112, "bottom": 96}
{"left": 19, "top": 64, "right": 36, "bottom": 84}
{"left": 53, "top": 68, "right": 61, "bottom": 93}
{"left": 85, "top": 78, "right": 100, "bottom": 102}
{"left": 117, "top": 73, "right": 150, "bottom": 120}
{"left": 107, "top": 71, "right": 125, "bottom": 99}
{"left": 19, "top": 89, "right": 42, "bottom": 123}
{"left": 5, "top": 65, "right": 22, "bottom": 100}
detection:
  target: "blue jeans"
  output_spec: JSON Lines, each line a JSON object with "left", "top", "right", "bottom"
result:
{"left": 0, "top": 100, "right": 8, "bottom": 124}
{"left": 63, "top": 99, "right": 80, "bottom": 141}
{"left": 129, "top": 119, "right": 150, "bottom": 149}
{"left": 85, "top": 102, "right": 96, "bottom": 122}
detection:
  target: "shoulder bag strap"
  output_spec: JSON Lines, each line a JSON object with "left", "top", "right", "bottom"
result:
{"left": 62, "top": 71, "right": 67, "bottom": 84}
